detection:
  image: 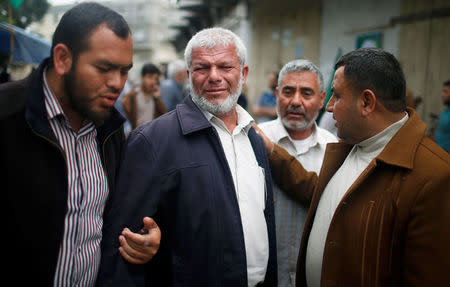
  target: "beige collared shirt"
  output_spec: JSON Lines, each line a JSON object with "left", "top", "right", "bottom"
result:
{"left": 201, "top": 105, "right": 269, "bottom": 287}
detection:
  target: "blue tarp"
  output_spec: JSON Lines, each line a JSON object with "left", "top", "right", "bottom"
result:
{"left": 0, "top": 22, "right": 50, "bottom": 64}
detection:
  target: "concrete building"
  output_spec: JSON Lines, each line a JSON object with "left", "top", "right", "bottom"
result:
{"left": 170, "top": 0, "right": 450, "bottom": 129}
{"left": 28, "top": 0, "right": 450, "bottom": 128}
{"left": 30, "top": 0, "right": 189, "bottom": 82}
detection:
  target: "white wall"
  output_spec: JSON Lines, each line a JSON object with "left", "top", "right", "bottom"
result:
{"left": 217, "top": 1, "right": 252, "bottom": 64}
{"left": 318, "top": 0, "right": 401, "bottom": 86}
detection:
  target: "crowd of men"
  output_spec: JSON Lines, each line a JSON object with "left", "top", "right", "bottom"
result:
{"left": 1, "top": 2, "right": 449, "bottom": 287}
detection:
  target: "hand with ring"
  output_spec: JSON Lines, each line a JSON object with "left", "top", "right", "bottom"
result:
{"left": 118, "top": 217, "right": 161, "bottom": 264}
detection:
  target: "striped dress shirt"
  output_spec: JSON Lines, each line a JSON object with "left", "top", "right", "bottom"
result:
{"left": 43, "top": 71, "right": 109, "bottom": 286}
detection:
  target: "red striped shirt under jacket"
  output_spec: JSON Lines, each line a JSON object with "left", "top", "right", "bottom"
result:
{"left": 43, "top": 70, "right": 109, "bottom": 287}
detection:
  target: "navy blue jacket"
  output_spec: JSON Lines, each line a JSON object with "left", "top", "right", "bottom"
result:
{"left": 0, "top": 59, "right": 125, "bottom": 286}
{"left": 98, "top": 96, "right": 277, "bottom": 286}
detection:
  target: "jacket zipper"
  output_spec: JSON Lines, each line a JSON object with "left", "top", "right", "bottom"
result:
{"left": 27, "top": 121, "right": 67, "bottom": 163}
{"left": 102, "top": 126, "right": 123, "bottom": 189}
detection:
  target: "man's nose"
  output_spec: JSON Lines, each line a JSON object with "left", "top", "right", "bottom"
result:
{"left": 107, "top": 71, "right": 125, "bottom": 91}
{"left": 326, "top": 96, "right": 334, "bottom": 112}
{"left": 291, "top": 91, "right": 303, "bottom": 106}
{"left": 208, "top": 66, "right": 222, "bottom": 82}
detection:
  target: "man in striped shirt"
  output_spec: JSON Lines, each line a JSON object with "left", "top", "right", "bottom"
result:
{"left": 1, "top": 3, "right": 160, "bottom": 286}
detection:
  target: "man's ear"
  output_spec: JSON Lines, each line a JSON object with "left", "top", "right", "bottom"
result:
{"left": 319, "top": 90, "right": 326, "bottom": 108}
{"left": 359, "top": 89, "right": 376, "bottom": 116}
{"left": 52, "top": 43, "right": 73, "bottom": 76}
{"left": 241, "top": 65, "right": 249, "bottom": 86}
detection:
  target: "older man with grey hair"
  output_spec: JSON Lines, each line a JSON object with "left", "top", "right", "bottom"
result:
{"left": 160, "top": 59, "right": 187, "bottom": 111}
{"left": 259, "top": 59, "right": 337, "bottom": 287}
{"left": 98, "top": 27, "right": 277, "bottom": 287}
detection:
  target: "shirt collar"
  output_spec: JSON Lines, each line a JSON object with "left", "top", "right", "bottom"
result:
{"left": 198, "top": 103, "right": 254, "bottom": 134}
{"left": 271, "top": 118, "right": 322, "bottom": 151}
{"left": 43, "top": 67, "right": 65, "bottom": 121}
{"left": 356, "top": 112, "right": 409, "bottom": 154}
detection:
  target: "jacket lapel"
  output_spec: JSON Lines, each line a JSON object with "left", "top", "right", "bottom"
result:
{"left": 176, "top": 95, "right": 212, "bottom": 135}
{"left": 376, "top": 108, "right": 425, "bottom": 170}
{"left": 317, "top": 108, "right": 422, "bottom": 204}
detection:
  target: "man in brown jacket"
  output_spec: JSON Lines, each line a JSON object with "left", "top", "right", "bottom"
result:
{"left": 256, "top": 48, "right": 450, "bottom": 287}
{"left": 122, "top": 63, "right": 167, "bottom": 130}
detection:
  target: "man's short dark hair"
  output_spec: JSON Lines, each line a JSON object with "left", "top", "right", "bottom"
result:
{"left": 141, "top": 63, "right": 160, "bottom": 77}
{"left": 50, "top": 2, "right": 131, "bottom": 66}
{"left": 444, "top": 80, "right": 450, "bottom": 87}
{"left": 335, "top": 48, "right": 406, "bottom": 112}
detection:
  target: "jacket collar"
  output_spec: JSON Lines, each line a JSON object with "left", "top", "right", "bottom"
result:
{"left": 375, "top": 108, "right": 425, "bottom": 170}
{"left": 25, "top": 58, "right": 125, "bottom": 143}
{"left": 176, "top": 95, "right": 214, "bottom": 135}
{"left": 327, "top": 108, "right": 425, "bottom": 171}
{"left": 25, "top": 58, "right": 56, "bottom": 141}
{"left": 176, "top": 95, "right": 269, "bottom": 170}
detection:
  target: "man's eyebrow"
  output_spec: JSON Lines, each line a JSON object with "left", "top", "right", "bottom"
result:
{"left": 217, "top": 60, "right": 235, "bottom": 65}
{"left": 122, "top": 63, "right": 133, "bottom": 70}
{"left": 191, "top": 62, "right": 210, "bottom": 68}
{"left": 192, "top": 60, "right": 235, "bottom": 66}
{"left": 281, "top": 85, "right": 295, "bottom": 90}
{"left": 300, "top": 87, "right": 314, "bottom": 93}
{"left": 96, "top": 60, "right": 133, "bottom": 70}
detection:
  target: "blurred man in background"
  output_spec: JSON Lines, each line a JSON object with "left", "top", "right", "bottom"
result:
{"left": 253, "top": 71, "right": 278, "bottom": 123}
{"left": 259, "top": 59, "right": 337, "bottom": 286}
{"left": 160, "top": 58, "right": 187, "bottom": 111}
{"left": 122, "top": 63, "right": 167, "bottom": 130}
{"left": 434, "top": 79, "right": 450, "bottom": 152}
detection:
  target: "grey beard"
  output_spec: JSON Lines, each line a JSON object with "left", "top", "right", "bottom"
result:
{"left": 190, "top": 75, "right": 243, "bottom": 116}
{"left": 278, "top": 105, "right": 318, "bottom": 132}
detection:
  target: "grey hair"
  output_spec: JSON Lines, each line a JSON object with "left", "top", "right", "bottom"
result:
{"left": 167, "top": 59, "right": 186, "bottom": 79}
{"left": 278, "top": 59, "right": 324, "bottom": 92}
{"left": 184, "top": 27, "right": 247, "bottom": 69}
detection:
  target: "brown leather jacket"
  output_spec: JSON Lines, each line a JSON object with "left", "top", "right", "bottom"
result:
{"left": 269, "top": 108, "right": 450, "bottom": 287}
{"left": 121, "top": 86, "right": 167, "bottom": 129}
